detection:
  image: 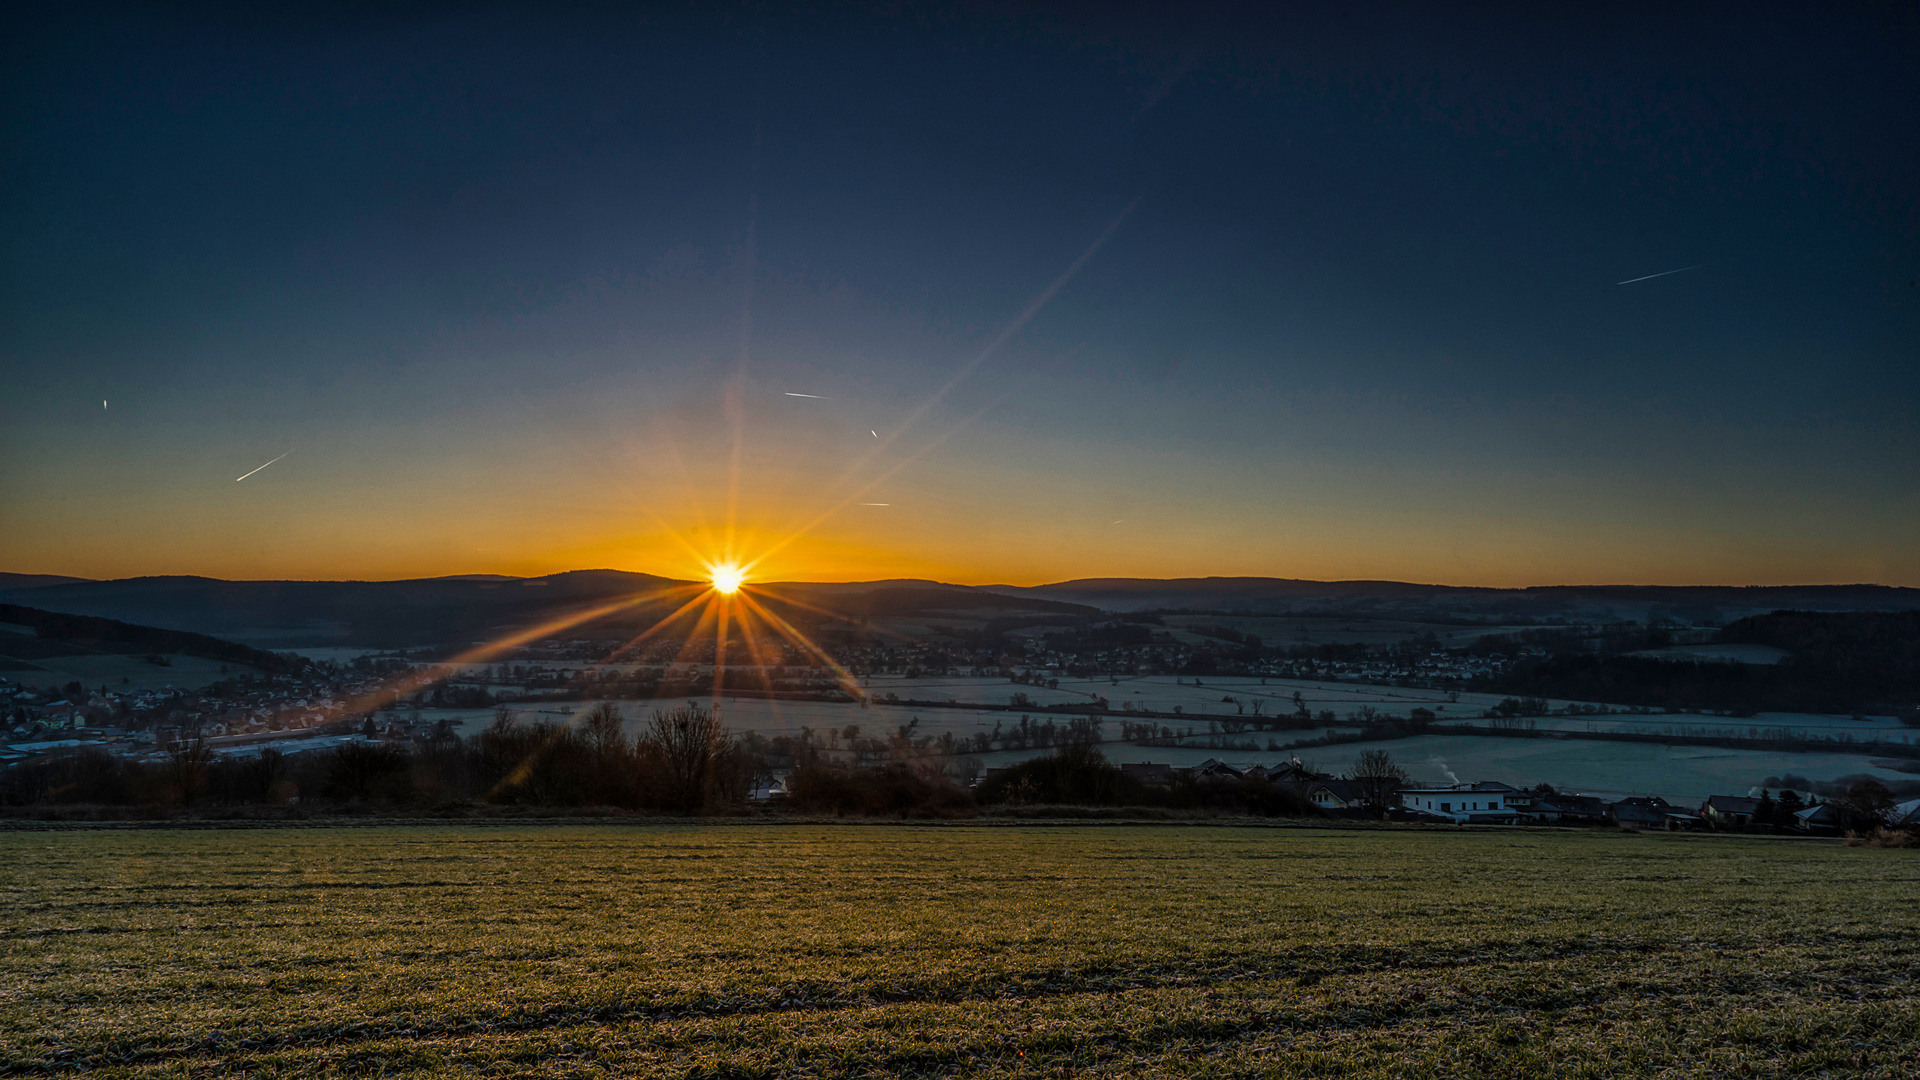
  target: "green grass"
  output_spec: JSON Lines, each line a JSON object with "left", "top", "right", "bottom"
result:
{"left": 2, "top": 824, "right": 1915, "bottom": 1077}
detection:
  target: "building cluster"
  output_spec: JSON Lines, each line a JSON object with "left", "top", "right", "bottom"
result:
{"left": 0, "top": 670, "right": 393, "bottom": 769}
{"left": 1084, "top": 756, "right": 1920, "bottom": 835}
{"left": 818, "top": 639, "right": 1515, "bottom": 684}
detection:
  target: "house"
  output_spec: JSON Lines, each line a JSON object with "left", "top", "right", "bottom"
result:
{"left": 1305, "top": 778, "right": 1366, "bottom": 811}
{"left": 1397, "top": 782, "right": 1520, "bottom": 824}
{"left": 1610, "top": 796, "right": 1669, "bottom": 828}
{"left": 1793, "top": 802, "right": 1847, "bottom": 834}
{"left": 1501, "top": 788, "right": 1549, "bottom": 818}
{"left": 1701, "top": 795, "right": 1761, "bottom": 828}
{"left": 1118, "top": 762, "right": 1175, "bottom": 786}
{"left": 1535, "top": 793, "right": 1611, "bottom": 825}
{"left": 1610, "top": 796, "right": 1699, "bottom": 830}
{"left": 1258, "top": 759, "right": 1327, "bottom": 787}
{"left": 1503, "top": 789, "right": 1612, "bottom": 825}
{"left": 1891, "top": 798, "right": 1920, "bottom": 827}
{"left": 1190, "top": 758, "right": 1244, "bottom": 782}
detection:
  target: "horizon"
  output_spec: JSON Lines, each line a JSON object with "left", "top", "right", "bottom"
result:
{"left": 6, "top": 564, "right": 1917, "bottom": 593}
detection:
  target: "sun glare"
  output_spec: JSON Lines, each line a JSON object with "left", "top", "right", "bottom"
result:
{"left": 709, "top": 564, "right": 745, "bottom": 595}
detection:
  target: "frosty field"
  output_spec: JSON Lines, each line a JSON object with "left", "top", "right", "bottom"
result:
{"left": 3, "top": 824, "right": 1915, "bottom": 1078}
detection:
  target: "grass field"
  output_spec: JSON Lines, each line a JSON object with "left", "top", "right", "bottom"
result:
{"left": 3, "top": 825, "right": 1916, "bottom": 1078}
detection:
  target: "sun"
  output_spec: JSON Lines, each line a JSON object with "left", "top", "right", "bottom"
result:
{"left": 708, "top": 564, "right": 745, "bottom": 595}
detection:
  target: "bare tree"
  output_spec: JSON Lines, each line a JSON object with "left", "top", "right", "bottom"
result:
{"left": 167, "top": 738, "right": 212, "bottom": 806}
{"left": 1349, "top": 749, "right": 1408, "bottom": 820}
{"left": 244, "top": 748, "right": 289, "bottom": 803}
{"left": 582, "top": 701, "right": 626, "bottom": 758}
{"left": 642, "top": 703, "right": 731, "bottom": 814}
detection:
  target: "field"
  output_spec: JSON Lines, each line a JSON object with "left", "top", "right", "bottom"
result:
{"left": 0, "top": 623, "right": 268, "bottom": 693}
{"left": 3, "top": 826, "right": 1916, "bottom": 1078}
{"left": 0, "top": 651, "right": 255, "bottom": 694}
{"left": 405, "top": 673, "right": 1915, "bottom": 800}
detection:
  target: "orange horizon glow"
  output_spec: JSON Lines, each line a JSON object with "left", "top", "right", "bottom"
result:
{"left": 5, "top": 551, "right": 1915, "bottom": 592}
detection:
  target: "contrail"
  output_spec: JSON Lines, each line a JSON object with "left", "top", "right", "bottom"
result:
{"left": 784, "top": 392, "right": 826, "bottom": 399}
{"left": 235, "top": 452, "right": 289, "bottom": 482}
{"left": 870, "top": 430, "right": 878, "bottom": 437}
{"left": 1617, "top": 264, "right": 1706, "bottom": 285}
{"left": 859, "top": 502, "right": 890, "bottom": 506}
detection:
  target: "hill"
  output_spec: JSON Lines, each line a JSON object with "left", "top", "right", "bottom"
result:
{"left": 991, "top": 577, "right": 1920, "bottom": 622}
{"left": 0, "top": 573, "right": 93, "bottom": 590}
{"left": 4, "top": 570, "right": 1915, "bottom": 649}
{"left": 0, "top": 603, "right": 302, "bottom": 691}
{"left": 0, "top": 573, "right": 1092, "bottom": 649}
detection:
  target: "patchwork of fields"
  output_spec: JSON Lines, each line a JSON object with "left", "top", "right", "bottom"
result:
{"left": 408, "top": 674, "right": 1915, "bottom": 799}
{"left": 3, "top": 825, "right": 1916, "bottom": 1077}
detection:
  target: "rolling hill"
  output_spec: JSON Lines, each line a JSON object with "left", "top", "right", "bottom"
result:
{"left": 2, "top": 571, "right": 1913, "bottom": 649}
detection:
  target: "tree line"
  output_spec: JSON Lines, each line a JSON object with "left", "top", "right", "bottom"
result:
{"left": 0, "top": 705, "right": 1341, "bottom": 820}
{"left": 0, "top": 704, "right": 751, "bottom": 814}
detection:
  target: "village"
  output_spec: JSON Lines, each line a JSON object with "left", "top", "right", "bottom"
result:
{"left": 0, "top": 668, "right": 394, "bottom": 769}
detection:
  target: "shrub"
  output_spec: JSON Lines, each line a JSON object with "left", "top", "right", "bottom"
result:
{"left": 1845, "top": 826, "right": 1918, "bottom": 849}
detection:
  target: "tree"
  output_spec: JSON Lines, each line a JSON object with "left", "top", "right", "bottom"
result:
{"left": 244, "top": 748, "right": 289, "bottom": 804}
{"left": 582, "top": 701, "right": 626, "bottom": 758}
{"left": 1836, "top": 778, "right": 1896, "bottom": 829}
{"left": 167, "top": 738, "right": 211, "bottom": 806}
{"left": 641, "top": 703, "right": 733, "bottom": 814}
{"left": 1349, "top": 749, "right": 1408, "bottom": 820}
{"left": 1777, "top": 788, "right": 1805, "bottom": 823}
{"left": 326, "top": 741, "right": 410, "bottom": 802}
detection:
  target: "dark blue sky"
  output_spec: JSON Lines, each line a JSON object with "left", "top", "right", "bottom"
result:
{"left": 3, "top": 3, "right": 1916, "bottom": 585}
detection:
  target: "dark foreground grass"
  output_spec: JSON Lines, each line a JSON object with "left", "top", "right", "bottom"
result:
{"left": 1, "top": 825, "right": 1915, "bottom": 1078}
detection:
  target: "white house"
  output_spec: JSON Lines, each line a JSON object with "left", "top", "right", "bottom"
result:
{"left": 1397, "top": 782, "right": 1520, "bottom": 824}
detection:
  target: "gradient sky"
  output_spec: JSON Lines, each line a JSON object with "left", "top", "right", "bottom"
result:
{"left": 3, "top": 3, "right": 1916, "bottom": 587}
